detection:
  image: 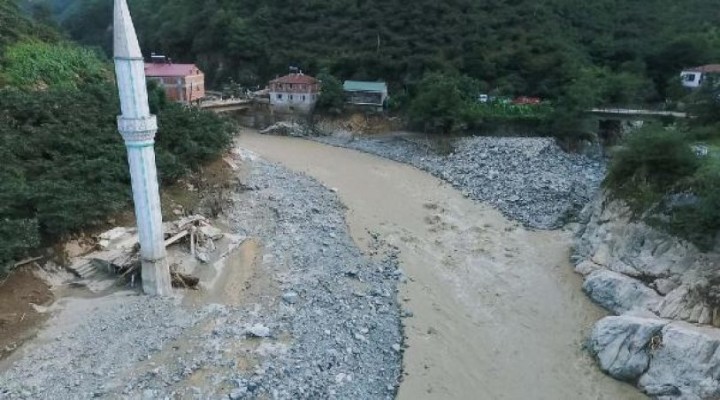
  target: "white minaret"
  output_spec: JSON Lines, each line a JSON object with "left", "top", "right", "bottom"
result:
{"left": 114, "top": 0, "right": 172, "bottom": 296}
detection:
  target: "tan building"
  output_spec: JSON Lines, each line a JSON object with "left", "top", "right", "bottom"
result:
{"left": 145, "top": 62, "right": 205, "bottom": 104}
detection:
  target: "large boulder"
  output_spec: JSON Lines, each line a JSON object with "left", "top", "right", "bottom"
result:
{"left": 583, "top": 270, "right": 662, "bottom": 315}
{"left": 639, "top": 322, "right": 720, "bottom": 399}
{"left": 589, "top": 315, "right": 668, "bottom": 381}
{"left": 575, "top": 197, "right": 700, "bottom": 280}
{"left": 590, "top": 317, "right": 720, "bottom": 399}
{"left": 657, "top": 285, "right": 714, "bottom": 325}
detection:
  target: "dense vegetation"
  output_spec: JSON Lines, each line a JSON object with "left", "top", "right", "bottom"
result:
{"left": 8, "top": 0, "right": 720, "bottom": 250}
{"left": 50, "top": 0, "right": 720, "bottom": 102}
{"left": 605, "top": 84, "right": 720, "bottom": 250}
{"left": 0, "top": 0, "right": 234, "bottom": 269}
{"left": 44, "top": 0, "right": 719, "bottom": 139}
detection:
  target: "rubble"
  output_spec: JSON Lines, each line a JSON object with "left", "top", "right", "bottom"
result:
{"left": 64, "top": 215, "right": 226, "bottom": 290}
{"left": 0, "top": 150, "right": 402, "bottom": 399}
{"left": 259, "top": 121, "right": 309, "bottom": 137}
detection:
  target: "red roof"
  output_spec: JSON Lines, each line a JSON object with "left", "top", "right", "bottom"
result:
{"left": 270, "top": 73, "right": 317, "bottom": 85}
{"left": 686, "top": 64, "right": 720, "bottom": 73}
{"left": 144, "top": 63, "right": 202, "bottom": 77}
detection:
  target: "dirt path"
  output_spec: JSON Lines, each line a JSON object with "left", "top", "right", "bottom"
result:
{"left": 0, "top": 269, "right": 53, "bottom": 362}
{"left": 238, "top": 131, "right": 645, "bottom": 400}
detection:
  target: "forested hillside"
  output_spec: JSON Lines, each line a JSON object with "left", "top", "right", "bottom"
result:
{"left": 0, "top": 0, "right": 234, "bottom": 269}
{"left": 53, "top": 0, "right": 720, "bottom": 103}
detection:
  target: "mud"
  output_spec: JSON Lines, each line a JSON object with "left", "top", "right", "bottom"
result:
{"left": 0, "top": 268, "right": 53, "bottom": 362}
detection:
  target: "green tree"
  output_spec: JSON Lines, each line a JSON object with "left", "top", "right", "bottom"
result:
{"left": 605, "top": 125, "right": 700, "bottom": 211}
{"left": 409, "top": 72, "right": 471, "bottom": 134}
{"left": 315, "top": 71, "right": 344, "bottom": 113}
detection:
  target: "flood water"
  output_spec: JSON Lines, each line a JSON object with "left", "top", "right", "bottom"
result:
{"left": 238, "top": 130, "right": 645, "bottom": 400}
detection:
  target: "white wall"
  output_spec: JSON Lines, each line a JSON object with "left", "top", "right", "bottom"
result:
{"left": 269, "top": 91, "right": 317, "bottom": 112}
{"left": 680, "top": 71, "right": 703, "bottom": 88}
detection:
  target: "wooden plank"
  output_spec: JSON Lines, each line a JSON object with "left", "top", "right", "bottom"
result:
{"left": 13, "top": 256, "right": 42, "bottom": 269}
{"left": 164, "top": 230, "right": 189, "bottom": 247}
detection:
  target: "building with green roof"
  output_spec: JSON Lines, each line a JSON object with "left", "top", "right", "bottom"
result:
{"left": 343, "top": 80, "right": 389, "bottom": 110}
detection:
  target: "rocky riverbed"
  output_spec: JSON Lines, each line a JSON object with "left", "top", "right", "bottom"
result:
{"left": 0, "top": 147, "right": 402, "bottom": 399}
{"left": 313, "top": 134, "right": 605, "bottom": 229}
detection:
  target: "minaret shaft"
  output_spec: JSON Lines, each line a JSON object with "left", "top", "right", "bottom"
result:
{"left": 114, "top": 0, "right": 172, "bottom": 296}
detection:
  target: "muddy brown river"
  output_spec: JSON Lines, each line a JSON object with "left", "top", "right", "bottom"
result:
{"left": 238, "top": 131, "right": 645, "bottom": 400}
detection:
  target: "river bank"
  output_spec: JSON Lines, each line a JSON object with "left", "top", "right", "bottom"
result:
{"left": 313, "top": 132, "right": 604, "bottom": 229}
{"left": 575, "top": 196, "right": 720, "bottom": 399}
{"left": 238, "top": 130, "right": 643, "bottom": 399}
{"left": 0, "top": 141, "right": 403, "bottom": 399}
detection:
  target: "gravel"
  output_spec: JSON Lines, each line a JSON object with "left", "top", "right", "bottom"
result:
{"left": 0, "top": 149, "right": 402, "bottom": 399}
{"left": 314, "top": 134, "right": 605, "bottom": 229}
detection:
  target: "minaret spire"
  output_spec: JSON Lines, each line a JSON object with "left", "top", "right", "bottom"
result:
{"left": 114, "top": 0, "right": 172, "bottom": 296}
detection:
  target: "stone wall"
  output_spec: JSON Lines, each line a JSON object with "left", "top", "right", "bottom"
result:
{"left": 574, "top": 195, "right": 720, "bottom": 399}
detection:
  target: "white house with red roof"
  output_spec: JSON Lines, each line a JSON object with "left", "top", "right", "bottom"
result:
{"left": 145, "top": 57, "right": 205, "bottom": 104}
{"left": 269, "top": 71, "right": 320, "bottom": 113}
{"left": 680, "top": 64, "right": 720, "bottom": 88}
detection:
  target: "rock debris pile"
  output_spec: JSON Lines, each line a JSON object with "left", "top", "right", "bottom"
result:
{"left": 0, "top": 295, "right": 198, "bottom": 399}
{"left": 315, "top": 134, "right": 604, "bottom": 229}
{"left": 259, "top": 122, "right": 308, "bottom": 137}
{"left": 0, "top": 149, "right": 402, "bottom": 399}
{"left": 213, "top": 150, "right": 404, "bottom": 399}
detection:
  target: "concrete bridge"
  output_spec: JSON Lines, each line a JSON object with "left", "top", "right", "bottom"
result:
{"left": 200, "top": 98, "right": 252, "bottom": 113}
{"left": 588, "top": 108, "right": 688, "bottom": 121}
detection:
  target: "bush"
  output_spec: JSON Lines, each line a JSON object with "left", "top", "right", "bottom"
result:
{"left": 408, "top": 72, "right": 474, "bottom": 134}
{"left": 668, "top": 158, "right": 720, "bottom": 249}
{"left": 315, "top": 70, "right": 345, "bottom": 113}
{"left": 1, "top": 40, "right": 109, "bottom": 89}
{"left": 605, "top": 124, "right": 720, "bottom": 250}
{"left": 605, "top": 125, "right": 699, "bottom": 209}
{"left": 0, "top": 82, "right": 234, "bottom": 268}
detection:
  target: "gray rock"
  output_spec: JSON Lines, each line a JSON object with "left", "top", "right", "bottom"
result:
{"left": 656, "top": 285, "right": 713, "bottom": 325}
{"left": 589, "top": 315, "right": 668, "bottom": 381}
{"left": 583, "top": 270, "right": 662, "bottom": 315}
{"left": 247, "top": 324, "right": 271, "bottom": 338}
{"left": 639, "top": 322, "right": 720, "bottom": 399}
{"left": 313, "top": 135, "right": 605, "bottom": 229}
{"left": 229, "top": 387, "right": 248, "bottom": 399}
{"left": 575, "top": 260, "right": 601, "bottom": 276}
{"left": 281, "top": 291, "right": 299, "bottom": 304}
{"left": 198, "top": 225, "right": 224, "bottom": 241}
{"left": 196, "top": 251, "right": 210, "bottom": 264}
{"left": 654, "top": 278, "right": 681, "bottom": 296}
{"left": 576, "top": 195, "right": 720, "bottom": 398}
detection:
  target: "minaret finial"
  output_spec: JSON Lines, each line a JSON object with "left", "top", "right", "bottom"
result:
{"left": 114, "top": 0, "right": 143, "bottom": 59}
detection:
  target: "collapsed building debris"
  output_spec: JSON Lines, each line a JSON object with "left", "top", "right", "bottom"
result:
{"left": 66, "top": 215, "right": 226, "bottom": 291}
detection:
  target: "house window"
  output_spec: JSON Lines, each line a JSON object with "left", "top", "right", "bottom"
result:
{"left": 290, "top": 95, "right": 294, "bottom": 101}
{"left": 685, "top": 74, "right": 696, "bottom": 82}
{"left": 277, "top": 94, "right": 283, "bottom": 99}
{"left": 302, "top": 95, "right": 306, "bottom": 101}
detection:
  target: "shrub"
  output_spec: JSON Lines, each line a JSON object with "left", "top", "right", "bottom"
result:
{"left": 1, "top": 40, "right": 109, "bottom": 89}
{"left": 0, "top": 82, "right": 234, "bottom": 268}
{"left": 605, "top": 124, "right": 720, "bottom": 250}
{"left": 668, "top": 158, "right": 720, "bottom": 250}
{"left": 315, "top": 70, "right": 345, "bottom": 113}
{"left": 605, "top": 125, "right": 699, "bottom": 211}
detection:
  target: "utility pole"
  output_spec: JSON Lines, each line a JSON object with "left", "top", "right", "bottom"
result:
{"left": 114, "top": 0, "right": 172, "bottom": 296}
